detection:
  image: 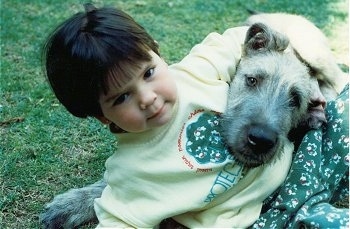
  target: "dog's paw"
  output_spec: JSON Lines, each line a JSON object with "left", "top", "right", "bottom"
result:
{"left": 304, "top": 79, "right": 327, "bottom": 129}
{"left": 40, "top": 189, "right": 96, "bottom": 229}
{"left": 40, "top": 193, "right": 78, "bottom": 229}
{"left": 306, "top": 97, "right": 327, "bottom": 129}
{"left": 40, "top": 180, "right": 105, "bottom": 229}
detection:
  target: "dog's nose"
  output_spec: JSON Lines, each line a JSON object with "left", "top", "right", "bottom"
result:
{"left": 247, "top": 125, "right": 277, "bottom": 153}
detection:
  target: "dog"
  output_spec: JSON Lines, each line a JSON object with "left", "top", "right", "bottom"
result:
{"left": 40, "top": 13, "right": 347, "bottom": 228}
{"left": 221, "top": 22, "right": 326, "bottom": 168}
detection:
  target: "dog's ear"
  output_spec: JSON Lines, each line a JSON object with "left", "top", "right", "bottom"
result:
{"left": 243, "top": 23, "right": 289, "bottom": 56}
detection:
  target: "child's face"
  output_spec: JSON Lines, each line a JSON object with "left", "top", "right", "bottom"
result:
{"left": 99, "top": 51, "right": 177, "bottom": 133}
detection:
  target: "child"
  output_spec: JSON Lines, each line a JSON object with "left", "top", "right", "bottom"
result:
{"left": 43, "top": 3, "right": 348, "bottom": 228}
{"left": 43, "top": 3, "right": 291, "bottom": 227}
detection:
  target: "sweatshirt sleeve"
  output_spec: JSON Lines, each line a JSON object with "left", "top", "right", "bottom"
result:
{"left": 94, "top": 185, "right": 137, "bottom": 228}
{"left": 171, "top": 26, "right": 248, "bottom": 83}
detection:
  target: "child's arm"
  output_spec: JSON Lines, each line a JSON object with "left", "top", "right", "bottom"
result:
{"left": 94, "top": 184, "right": 163, "bottom": 228}
{"left": 171, "top": 26, "right": 248, "bottom": 83}
{"left": 94, "top": 185, "right": 141, "bottom": 228}
{"left": 94, "top": 195, "right": 134, "bottom": 228}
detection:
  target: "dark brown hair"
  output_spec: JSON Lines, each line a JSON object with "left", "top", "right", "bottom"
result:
{"left": 43, "top": 3, "right": 159, "bottom": 118}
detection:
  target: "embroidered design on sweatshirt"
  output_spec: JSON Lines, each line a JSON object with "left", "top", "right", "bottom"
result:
{"left": 185, "top": 112, "right": 231, "bottom": 164}
{"left": 177, "top": 110, "right": 244, "bottom": 202}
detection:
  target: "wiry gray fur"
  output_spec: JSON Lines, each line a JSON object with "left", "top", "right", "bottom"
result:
{"left": 39, "top": 178, "right": 183, "bottom": 228}
{"left": 40, "top": 14, "right": 345, "bottom": 228}
{"left": 40, "top": 180, "right": 105, "bottom": 228}
{"left": 221, "top": 22, "right": 326, "bottom": 168}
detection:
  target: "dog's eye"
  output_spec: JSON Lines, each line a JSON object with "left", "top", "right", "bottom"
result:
{"left": 289, "top": 88, "right": 301, "bottom": 108}
{"left": 246, "top": 76, "right": 258, "bottom": 87}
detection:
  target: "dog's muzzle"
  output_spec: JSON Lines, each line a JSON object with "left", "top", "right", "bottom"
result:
{"left": 247, "top": 124, "right": 278, "bottom": 154}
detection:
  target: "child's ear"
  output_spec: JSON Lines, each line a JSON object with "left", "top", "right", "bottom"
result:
{"left": 95, "top": 116, "right": 126, "bottom": 133}
{"left": 95, "top": 116, "right": 111, "bottom": 124}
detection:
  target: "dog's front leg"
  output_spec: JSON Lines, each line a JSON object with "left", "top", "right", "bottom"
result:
{"left": 40, "top": 179, "right": 106, "bottom": 229}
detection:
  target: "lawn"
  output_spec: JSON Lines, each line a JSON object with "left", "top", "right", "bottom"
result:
{"left": 1, "top": 0, "right": 348, "bottom": 228}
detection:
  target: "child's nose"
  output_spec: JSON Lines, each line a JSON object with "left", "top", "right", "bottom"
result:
{"left": 139, "top": 89, "right": 157, "bottom": 110}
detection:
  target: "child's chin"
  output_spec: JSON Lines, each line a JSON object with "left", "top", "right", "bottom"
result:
{"left": 155, "top": 104, "right": 175, "bottom": 125}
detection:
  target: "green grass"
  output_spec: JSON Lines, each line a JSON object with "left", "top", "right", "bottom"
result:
{"left": 1, "top": 0, "right": 348, "bottom": 228}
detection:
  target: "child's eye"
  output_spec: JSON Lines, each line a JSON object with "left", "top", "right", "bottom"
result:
{"left": 144, "top": 68, "right": 154, "bottom": 79}
{"left": 113, "top": 93, "right": 129, "bottom": 106}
